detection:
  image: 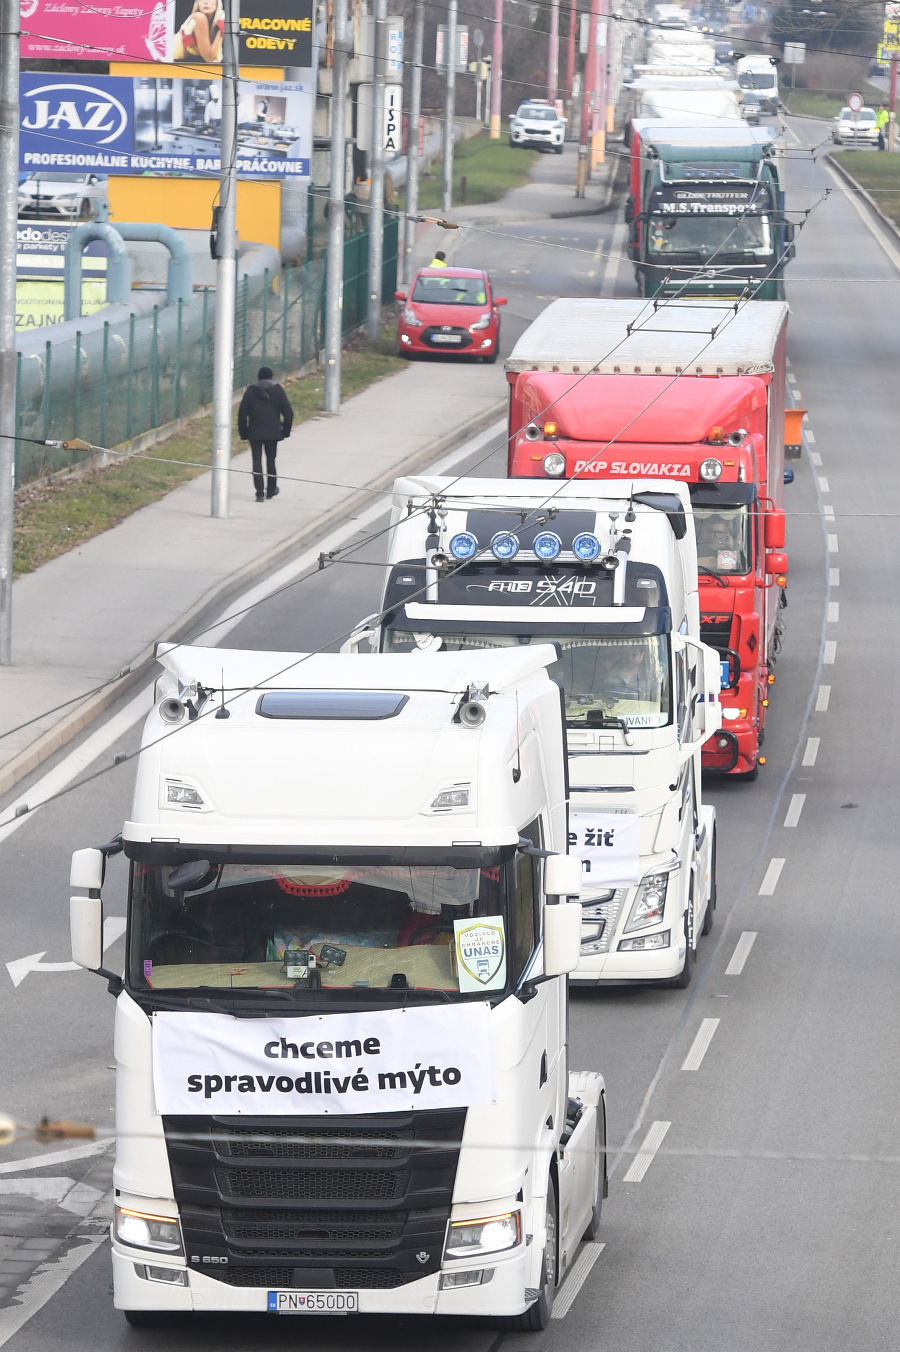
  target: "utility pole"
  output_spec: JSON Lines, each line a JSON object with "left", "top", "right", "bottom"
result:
{"left": 402, "top": 0, "right": 424, "bottom": 286}
{"left": 548, "top": 0, "right": 559, "bottom": 103}
{"left": 575, "top": 0, "right": 599, "bottom": 196}
{"left": 324, "top": 0, "right": 349, "bottom": 410}
{"left": 891, "top": 53, "right": 898, "bottom": 151}
{"left": 366, "top": 0, "right": 387, "bottom": 338}
{"left": 0, "top": 0, "right": 19, "bottom": 662}
{"left": 210, "top": 0, "right": 237, "bottom": 518}
{"left": 565, "top": 0, "right": 576, "bottom": 113}
{"left": 490, "top": 0, "right": 502, "bottom": 139}
{"left": 441, "top": 0, "right": 457, "bottom": 214}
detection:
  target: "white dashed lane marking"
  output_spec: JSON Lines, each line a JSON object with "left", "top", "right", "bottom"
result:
{"left": 623, "top": 1122, "right": 671, "bottom": 1183}
{"left": 806, "top": 430, "right": 817, "bottom": 445}
{"left": 784, "top": 794, "right": 806, "bottom": 829}
{"left": 551, "top": 1244, "right": 606, "bottom": 1319}
{"left": 816, "top": 685, "right": 831, "bottom": 712}
{"left": 818, "top": 476, "right": 830, "bottom": 493}
{"left": 828, "top": 534, "right": 839, "bottom": 553}
{"left": 824, "top": 641, "right": 837, "bottom": 664}
{"left": 759, "top": 858, "right": 785, "bottom": 895}
{"left": 827, "top": 602, "right": 839, "bottom": 622}
{"left": 830, "top": 568, "right": 840, "bottom": 586}
{"left": 681, "top": 1019, "right": 720, "bottom": 1071}
{"left": 726, "top": 932, "right": 758, "bottom": 975}
{"left": 802, "top": 737, "right": 820, "bottom": 767}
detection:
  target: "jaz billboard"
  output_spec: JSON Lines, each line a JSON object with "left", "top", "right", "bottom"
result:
{"left": 20, "top": 0, "right": 313, "bottom": 67}
{"left": 19, "top": 72, "right": 313, "bottom": 178}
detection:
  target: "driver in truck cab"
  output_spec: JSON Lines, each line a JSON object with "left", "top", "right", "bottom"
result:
{"left": 697, "top": 512, "right": 740, "bottom": 572}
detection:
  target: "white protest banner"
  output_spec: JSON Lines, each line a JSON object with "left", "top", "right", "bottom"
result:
{"left": 152, "top": 1003, "right": 496, "bottom": 1116}
{"left": 569, "top": 811, "right": 641, "bottom": 887}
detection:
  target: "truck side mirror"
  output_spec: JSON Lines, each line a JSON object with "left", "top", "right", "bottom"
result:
{"left": 341, "top": 613, "right": 379, "bottom": 654}
{"left": 70, "top": 895, "right": 103, "bottom": 970}
{"left": 543, "top": 853, "right": 583, "bottom": 898}
{"left": 766, "top": 550, "right": 788, "bottom": 580}
{"left": 542, "top": 903, "right": 582, "bottom": 977}
{"left": 764, "top": 509, "right": 785, "bottom": 550}
{"left": 70, "top": 847, "right": 103, "bottom": 890}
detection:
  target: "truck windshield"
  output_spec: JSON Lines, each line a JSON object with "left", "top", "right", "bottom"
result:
{"left": 739, "top": 71, "right": 775, "bottom": 89}
{"left": 129, "top": 857, "right": 532, "bottom": 1001}
{"left": 647, "top": 213, "right": 772, "bottom": 261}
{"left": 694, "top": 504, "right": 752, "bottom": 574}
{"left": 383, "top": 629, "right": 671, "bottom": 728}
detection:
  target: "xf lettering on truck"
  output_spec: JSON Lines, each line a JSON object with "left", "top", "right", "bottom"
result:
{"left": 573, "top": 460, "right": 693, "bottom": 477}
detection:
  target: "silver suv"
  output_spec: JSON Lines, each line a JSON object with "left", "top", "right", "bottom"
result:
{"left": 509, "top": 101, "right": 565, "bottom": 153}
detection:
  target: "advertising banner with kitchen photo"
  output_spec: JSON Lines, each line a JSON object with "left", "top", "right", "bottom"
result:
{"left": 152, "top": 1004, "right": 497, "bottom": 1116}
{"left": 569, "top": 811, "right": 641, "bottom": 887}
{"left": 19, "top": 72, "right": 313, "bottom": 179}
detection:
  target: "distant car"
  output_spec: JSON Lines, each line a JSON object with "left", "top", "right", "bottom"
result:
{"left": 832, "top": 106, "right": 879, "bottom": 146}
{"left": 714, "top": 39, "right": 735, "bottom": 64}
{"left": 509, "top": 101, "right": 566, "bottom": 153}
{"left": 394, "top": 267, "right": 507, "bottom": 362}
{"left": 741, "top": 92, "right": 763, "bottom": 124}
{"left": 18, "top": 172, "right": 106, "bottom": 220}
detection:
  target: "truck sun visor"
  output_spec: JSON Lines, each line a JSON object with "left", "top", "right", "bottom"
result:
{"left": 689, "top": 483, "right": 757, "bottom": 507}
{"left": 632, "top": 492, "right": 688, "bottom": 539}
{"left": 255, "top": 691, "right": 410, "bottom": 720}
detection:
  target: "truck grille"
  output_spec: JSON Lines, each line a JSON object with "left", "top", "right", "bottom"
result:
{"left": 163, "top": 1109, "right": 465, "bottom": 1288}
{"left": 582, "top": 895, "right": 624, "bottom": 954}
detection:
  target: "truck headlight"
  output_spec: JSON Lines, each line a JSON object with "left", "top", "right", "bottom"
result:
{"left": 114, "top": 1206, "right": 183, "bottom": 1255}
{"left": 444, "top": 1211, "right": 522, "bottom": 1259}
{"left": 623, "top": 871, "right": 671, "bottom": 933}
{"left": 543, "top": 451, "right": 566, "bottom": 476}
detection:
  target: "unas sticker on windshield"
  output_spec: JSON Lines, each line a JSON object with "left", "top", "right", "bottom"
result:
{"left": 453, "top": 915, "right": 506, "bottom": 992}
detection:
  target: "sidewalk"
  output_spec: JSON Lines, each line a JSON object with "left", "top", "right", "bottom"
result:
{"left": 0, "top": 144, "right": 619, "bottom": 796}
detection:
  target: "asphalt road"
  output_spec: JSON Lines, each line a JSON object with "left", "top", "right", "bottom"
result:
{"left": 1, "top": 131, "right": 897, "bottom": 1349}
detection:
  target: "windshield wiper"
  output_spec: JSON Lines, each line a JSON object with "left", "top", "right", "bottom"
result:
{"left": 698, "top": 564, "right": 728, "bottom": 588}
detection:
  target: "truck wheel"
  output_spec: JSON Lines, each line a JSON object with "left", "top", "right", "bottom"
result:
{"left": 507, "top": 1178, "right": 557, "bottom": 1330}
{"left": 733, "top": 762, "right": 759, "bottom": 783}
{"left": 701, "top": 832, "right": 717, "bottom": 936}
{"left": 582, "top": 1106, "right": 606, "bottom": 1240}
{"left": 673, "top": 911, "right": 693, "bottom": 988}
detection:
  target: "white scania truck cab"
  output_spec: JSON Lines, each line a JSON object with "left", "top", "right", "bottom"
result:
{"left": 348, "top": 477, "right": 722, "bottom": 987}
{"left": 69, "top": 645, "right": 605, "bottom": 1327}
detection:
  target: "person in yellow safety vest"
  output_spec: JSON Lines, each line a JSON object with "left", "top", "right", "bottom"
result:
{"left": 429, "top": 250, "right": 447, "bottom": 267}
{"left": 877, "top": 105, "right": 890, "bottom": 150}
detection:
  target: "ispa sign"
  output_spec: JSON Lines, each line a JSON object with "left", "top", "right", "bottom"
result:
{"left": 19, "top": 72, "right": 313, "bottom": 178}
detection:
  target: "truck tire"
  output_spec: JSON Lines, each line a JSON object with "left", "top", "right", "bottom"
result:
{"left": 582, "top": 1104, "right": 606, "bottom": 1240}
{"left": 673, "top": 910, "right": 693, "bottom": 989}
{"left": 701, "top": 831, "right": 717, "bottom": 936}
{"left": 506, "top": 1177, "right": 557, "bottom": 1330}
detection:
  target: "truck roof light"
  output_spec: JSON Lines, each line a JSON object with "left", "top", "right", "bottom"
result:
{"left": 532, "top": 531, "right": 562, "bottom": 561}
{"left": 572, "top": 532, "right": 601, "bottom": 561}
{"left": 707, "top": 425, "right": 726, "bottom": 444}
{"left": 699, "top": 457, "right": 723, "bottom": 481}
{"left": 490, "top": 531, "right": 519, "bottom": 561}
{"left": 543, "top": 452, "right": 566, "bottom": 476}
{"left": 449, "top": 531, "right": 479, "bottom": 560}
{"left": 543, "top": 421, "right": 558, "bottom": 437}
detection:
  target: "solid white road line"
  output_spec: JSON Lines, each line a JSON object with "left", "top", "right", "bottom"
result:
{"left": 827, "top": 534, "right": 839, "bottom": 553}
{"left": 827, "top": 602, "right": 840, "bottom": 623}
{"left": 802, "top": 737, "right": 820, "bottom": 767}
{"left": 551, "top": 1243, "right": 606, "bottom": 1319}
{"left": 0, "top": 1141, "right": 109, "bottom": 1177}
{"left": 681, "top": 1018, "right": 720, "bottom": 1071}
{"left": 623, "top": 1121, "right": 671, "bottom": 1183}
{"left": 783, "top": 794, "right": 806, "bottom": 829}
{"left": 726, "top": 931, "right": 758, "bottom": 976}
{"left": 600, "top": 219, "right": 628, "bottom": 297}
{"left": 0, "top": 421, "right": 506, "bottom": 846}
{"left": 810, "top": 449, "right": 822, "bottom": 464}
{"left": 824, "top": 641, "right": 837, "bottom": 665}
{"left": 759, "top": 858, "right": 785, "bottom": 896}
{"left": 830, "top": 568, "right": 840, "bottom": 586}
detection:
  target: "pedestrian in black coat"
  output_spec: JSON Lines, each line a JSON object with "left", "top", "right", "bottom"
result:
{"left": 237, "top": 366, "right": 294, "bottom": 501}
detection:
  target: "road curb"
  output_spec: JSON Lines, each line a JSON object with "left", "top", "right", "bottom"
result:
{"left": 0, "top": 398, "right": 507, "bottom": 801}
{"left": 826, "top": 151, "right": 900, "bottom": 252}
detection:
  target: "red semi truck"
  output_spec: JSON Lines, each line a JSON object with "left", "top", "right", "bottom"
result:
{"left": 506, "top": 298, "right": 791, "bottom": 780}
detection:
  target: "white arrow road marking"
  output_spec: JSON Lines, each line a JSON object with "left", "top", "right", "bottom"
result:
{"left": 6, "top": 916, "right": 126, "bottom": 987}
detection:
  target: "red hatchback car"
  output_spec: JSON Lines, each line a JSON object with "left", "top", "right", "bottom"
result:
{"left": 395, "top": 267, "right": 507, "bottom": 362}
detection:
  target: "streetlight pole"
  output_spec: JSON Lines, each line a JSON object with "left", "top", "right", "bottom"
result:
{"left": 565, "top": 0, "right": 577, "bottom": 114}
{"left": 441, "top": 0, "right": 458, "bottom": 214}
{"left": 548, "top": 0, "right": 559, "bottom": 103}
{"left": 210, "top": 0, "right": 238, "bottom": 519}
{"left": 324, "top": 0, "right": 349, "bottom": 411}
{"left": 403, "top": 0, "right": 424, "bottom": 285}
{"left": 0, "top": 0, "right": 18, "bottom": 662}
{"left": 490, "top": 0, "right": 502, "bottom": 139}
{"left": 576, "top": 0, "right": 599, "bottom": 196}
{"left": 366, "top": 0, "right": 387, "bottom": 338}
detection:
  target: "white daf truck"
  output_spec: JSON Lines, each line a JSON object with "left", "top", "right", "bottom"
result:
{"left": 69, "top": 645, "right": 605, "bottom": 1327}
{"left": 348, "top": 477, "right": 722, "bottom": 988}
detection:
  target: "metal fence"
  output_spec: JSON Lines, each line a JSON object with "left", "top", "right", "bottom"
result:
{"left": 14, "top": 215, "right": 400, "bottom": 487}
